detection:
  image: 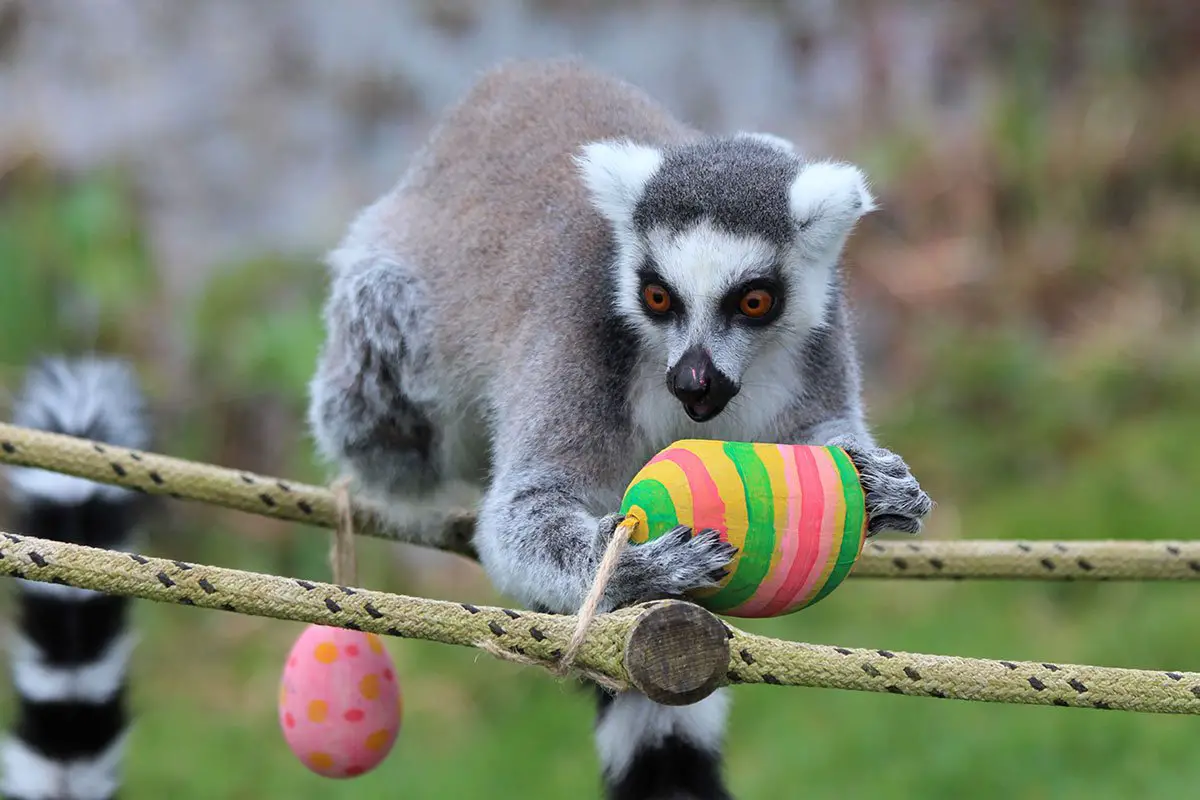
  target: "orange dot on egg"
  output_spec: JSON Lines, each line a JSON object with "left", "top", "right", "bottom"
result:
{"left": 359, "top": 673, "right": 380, "bottom": 701}
{"left": 313, "top": 642, "right": 338, "bottom": 663}
{"left": 364, "top": 729, "right": 391, "bottom": 751}
{"left": 309, "top": 752, "right": 334, "bottom": 771}
{"left": 307, "top": 699, "right": 329, "bottom": 723}
{"left": 345, "top": 644, "right": 360, "bottom": 657}
{"left": 344, "top": 708, "right": 365, "bottom": 723}
{"left": 367, "top": 634, "right": 383, "bottom": 654}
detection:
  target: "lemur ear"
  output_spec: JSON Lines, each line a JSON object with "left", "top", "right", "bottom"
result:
{"left": 788, "top": 160, "right": 877, "bottom": 250}
{"left": 575, "top": 139, "right": 663, "bottom": 228}
{"left": 734, "top": 131, "right": 798, "bottom": 154}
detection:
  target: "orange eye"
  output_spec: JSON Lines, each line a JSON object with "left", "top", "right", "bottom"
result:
{"left": 642, "top": 283, "right": 672, "bottom": 314}
{"left": 738, "top": 289, "right": 774, "bottom": 318}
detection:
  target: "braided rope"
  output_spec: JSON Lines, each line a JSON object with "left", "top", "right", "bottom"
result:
{"left": 0, "top": 530, "right": 1196, "bottom": 713}
{"left": 2, "top": 422, "right": 1198, "bottom": 581}
{"left": 0, "top": 422, "right": 476, "bottom": 558}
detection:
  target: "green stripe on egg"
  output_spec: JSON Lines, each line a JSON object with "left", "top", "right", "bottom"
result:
{"left": 808, "top": 446, "right": 867, "bottom": 606}
{"left": 619, "top": 478, "right": 678, "bottom": 543}
{"left": 702, "top": 441, "right": 777, "bottom": 612}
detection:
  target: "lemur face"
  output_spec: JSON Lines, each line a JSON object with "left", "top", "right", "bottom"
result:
{"left": 577, "top": 133, "right": 875, "bottom": 422}
{"left": 632, "top": 220, "right": 786, "bottom": 421}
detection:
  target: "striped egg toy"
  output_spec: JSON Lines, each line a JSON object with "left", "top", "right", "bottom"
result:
{"left": 619, "top": 439, "right": 867, "bottom": 618}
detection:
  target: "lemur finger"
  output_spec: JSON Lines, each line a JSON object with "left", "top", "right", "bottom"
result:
{"left": 864, "top": 481, "right": 932, "bottom": 535}
{"left": 875, "top": 456, "right": 913, "bottom": 480}
{"left": 593, "top": 512, "right": 628, "bottom": 549}
{"left": 691, "top": 528, "right": 739, "bottom": 562}
{"left": 866, "top": 513, "right": 922, "bottom": 535}
{"left": 657, "top": 526, "right": 738, "bottom": 563}
{"left": 854, "top": 448, "right": 912, "bottom": 481}
{"left": 864, "top": 491, "right": 931, "bottom": 518}
{"left": 688, "top": 533, "right": 739, "bottom": 588}
{"left": 664, "top": 524, "right": 694, "bottom": 545}
{"left": 628, "top": 527, "right": 738, "bottom": 596}
{"left": 599, "top": 512, "right": 627, "bottom": 531}
{"left": 707, "top": 566, "right": 733, "bottom": 584}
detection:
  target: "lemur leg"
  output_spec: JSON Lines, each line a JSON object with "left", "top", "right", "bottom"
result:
{"left": 307, "top": 256, "right": 480, "bottom": 547}
{"left": 594, "top": 686, "right": 733, "bottom": 800}
{"left": 802, "top": 419, "right": 933, "bottom": 535}
{"left": 503, "top": 491, "right": 736, "bottom": 800}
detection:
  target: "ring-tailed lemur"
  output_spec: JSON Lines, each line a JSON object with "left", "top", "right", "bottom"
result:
{"left": 308, "top": 58, "right": 933, "bottom": 800}
{"left": 2, "top": 357, "right": 150, "bottom": 800}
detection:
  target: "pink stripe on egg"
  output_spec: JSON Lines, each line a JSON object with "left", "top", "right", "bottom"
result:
{"left": 758, "top": 445, "right": 826, "bottom": 618}
{"left": 650, "top": 446, "right": 727, "bottom": 535}
{"left": 784, "top": 447, "right": 843, "bottom": 613}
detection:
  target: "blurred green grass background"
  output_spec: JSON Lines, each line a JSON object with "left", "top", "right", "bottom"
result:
{"left": 2, "top": 15, "right": 1200, "bottom": 799}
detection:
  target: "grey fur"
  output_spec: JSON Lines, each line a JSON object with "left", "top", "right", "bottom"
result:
{"left": 308, "top": 255, "right": 438, "bottom": 498}
{"left": 634, "top": 137, "right": 798, "bottom": 246}
{"left": 306, "top": 58, "right": 932, "bottom": 798}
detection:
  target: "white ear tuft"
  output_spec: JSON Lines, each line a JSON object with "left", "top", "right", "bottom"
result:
{"left": 788, "top": 160, "right": 877, "bottom": 248}
{"left": 575, "top": 139, "right": 664, "bottom": 228}
{"left": 735, "top": 131, "right": 797, "bottom": 155}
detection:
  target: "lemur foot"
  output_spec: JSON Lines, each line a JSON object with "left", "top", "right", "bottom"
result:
{"left": 829, "top": 440, "right": 933, "bottom": 535}
{"left": 593, "top": 513, "right": 737, "bottom": 610}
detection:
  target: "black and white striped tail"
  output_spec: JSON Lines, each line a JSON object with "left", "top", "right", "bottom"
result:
{"left": 595, "top": 686, "right": 733, "bottom": 800}
{"left": 2, "top": 357, "right": 151, "bottom": 800}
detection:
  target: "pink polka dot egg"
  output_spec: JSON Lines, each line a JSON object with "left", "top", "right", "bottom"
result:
{"left": 278, "top": 624, "right": 402, "bottom": 778}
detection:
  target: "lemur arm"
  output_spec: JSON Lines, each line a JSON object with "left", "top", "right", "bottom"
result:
{"left": 472, "top": 342, "right": 736, "bottom": 615}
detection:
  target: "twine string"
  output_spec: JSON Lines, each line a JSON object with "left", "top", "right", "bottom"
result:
{"left": 477, "top": 639, "right": 628, "bottom": 693}
{"left": 330, "top": 477, "right": 357, "bottom": 587}
{"left": 553, "top": 516, "right": 637, "bottom": 678}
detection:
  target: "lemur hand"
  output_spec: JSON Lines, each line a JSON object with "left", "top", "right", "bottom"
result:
{"left": 830, "top": 440, "right": 933, "bottom": 535}
{"left": 592, "top": 513, "right": 737, "bottom": 611}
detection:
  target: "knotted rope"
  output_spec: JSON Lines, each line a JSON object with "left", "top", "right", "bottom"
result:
{"left": 2, "top": 422, "right": 1198, "bottom": 581}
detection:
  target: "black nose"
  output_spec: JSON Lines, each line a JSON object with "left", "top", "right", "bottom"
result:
{"left": 671, "top": 362, "right": 711, "bottom": 405}
{"left": 667, "top": 348, "right": 739, "bottom": 422}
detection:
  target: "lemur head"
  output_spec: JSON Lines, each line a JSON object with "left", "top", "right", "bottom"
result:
{"left": 576, "top": 132, "right": 876, "bottom": 422}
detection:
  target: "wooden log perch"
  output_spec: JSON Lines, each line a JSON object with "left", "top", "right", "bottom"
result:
{"left": 624, "top": 601, "right": 731, "bottom": 705}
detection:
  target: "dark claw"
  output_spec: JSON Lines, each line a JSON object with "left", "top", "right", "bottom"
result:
{"left": 708, "top": 567, "right": 732, "bottom": 583}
